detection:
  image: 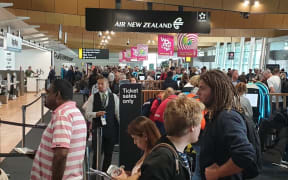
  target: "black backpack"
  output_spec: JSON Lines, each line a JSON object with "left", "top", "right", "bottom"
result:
{"left": 141, "top": 97, "right": 161, "bottom": 117}
{"left": 234, "top": 110, "right": 262, "bottom": 179}
{"left": 282, "top": 79, "right": 288, "bottom": 93}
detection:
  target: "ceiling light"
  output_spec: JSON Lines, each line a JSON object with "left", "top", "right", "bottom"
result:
{"left": 148, "top": 40, "right": 151, "bottom": 44}
{"left": 254, "top": 0, "right": 260, "bottom": 6}
{"left": 111, "top": 31, "right": 115, "bottom": 35}
{"left": 105, "top": 30, "right": 109, "bottom": 34}
{"left": 98, "top": 31, "right": 102, "bottom": 37}
{"left": 103, "top": 36, "right": 106, "bottom": 39}
{"left": 107, "top": 36, "right": 111, "bottom": 40}
{"left": 152, "top": 40, "right": 155, "bottom": 44}
{"left": 104, "top": 39, "right": 108, "bottom": 43}
{"left": 243, "top": 0, "right": 250, "bottom": 6}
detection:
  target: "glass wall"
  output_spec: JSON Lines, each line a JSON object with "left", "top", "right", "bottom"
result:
{"left": 202, "top": 38, "right": 263, "bottom": 74}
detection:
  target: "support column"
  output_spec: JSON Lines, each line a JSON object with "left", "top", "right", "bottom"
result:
{"left": 260, "top": 38, "right": 268, "bottom": 70}
{"left": 239, "top": 37, "right": 245, "bottom": 73}
{"left": 249, "top": 37, "right": 256, "bottom": 70}
{"left": 222, "top": 42, "right": 227, "bottom": 70}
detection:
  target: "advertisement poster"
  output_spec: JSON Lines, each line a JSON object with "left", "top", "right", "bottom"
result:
{"left": 137, "top": 44, "right": 148, "bottom": 61}
{"left": 119, "top": 51, "right": 124, "bottom": 62}
{"left": 125, "top": 49, "right": 131, "bottom": 62}
{"left": 177, "top": 33, "right": 198, "bottom": 57}
{"left": 158, "top": 35, "right": 174, "bottom": 56}
{"left": 131, "top": 47, "right": 138, "bottom": 60}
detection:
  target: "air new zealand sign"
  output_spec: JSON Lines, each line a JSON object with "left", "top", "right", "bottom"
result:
{"left": 86, "top": 8, "right": 210, "bottom": 33}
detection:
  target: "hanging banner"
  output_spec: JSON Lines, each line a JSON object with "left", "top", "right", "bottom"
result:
{"left": 4, "top": 33, "right": 22, "bottom": 52}
{"left": 177, "top": 33, "right": 198, "bottom": 57}
{"left": 131, "top": 47, "right": 138, "bottom": 59}
{"left": 119, "top": 52, "right": 124, "bottom": 63}
{"left": 137, "top": 44, "right": 148, "bottom": 61}
{"left": 125, "top": 49, "right": 131, "bottom": 62}
{"left": 158, "top": 35, "right": 174, "bottom": 56}
{"left": 86, "top": 9, "right": 210, "bottom": 33}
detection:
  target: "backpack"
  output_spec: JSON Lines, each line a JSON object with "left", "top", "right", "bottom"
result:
{"left": 141, "top": 97, "right": 161, "bottom": 117}
{"left": 282, "top": 79, "right": 288, "bottom": 93}
{"left": 233, "top": 110, "right": 262, "bottom": 179}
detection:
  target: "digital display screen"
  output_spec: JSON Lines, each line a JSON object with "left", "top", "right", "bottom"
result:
{"left": 244, "top": 94, "right": 258, "bottom": 107}
{"left": 139, "top": 75, "right": 145, "bottom": 81}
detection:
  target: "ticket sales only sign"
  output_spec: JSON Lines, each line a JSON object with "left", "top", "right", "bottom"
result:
{"left": 86, "top": 8, "right": 210, "bottom": 33}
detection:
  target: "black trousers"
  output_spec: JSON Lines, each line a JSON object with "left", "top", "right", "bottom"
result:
{"left": 92, "top": 135, "right": 115, "bottom": 172}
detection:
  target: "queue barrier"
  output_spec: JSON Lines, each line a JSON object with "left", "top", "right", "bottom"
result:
{"left": 0, "top": 93, "right": 46, "bottom": 158}
{"left": 139, "top": 80, "right": 164, "bottom": 90}
{"left": 269, "top": 93, "right": 288, "bottom": 112}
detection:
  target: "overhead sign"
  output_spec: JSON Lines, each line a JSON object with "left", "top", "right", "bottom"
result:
{"left": 0, "top": 48, "right": 15, "bottom": 70}
{"left": 4, "top": 33, "right": 22, "bottom": 52}
{"left": 86, "top": 8, "right": 210, "bottom": 33}
{"left": 177, "top": 33, "right": 198, "bottom": 57}
{"left": 79, "top": 48, "right": 109, "bottom": 59}
{"left": 158, "top": 34, "right": 174, "bottom": 56}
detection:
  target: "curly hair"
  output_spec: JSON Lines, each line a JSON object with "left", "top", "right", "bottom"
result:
{"left": 200, "top": 70, "right": 241, "bottom": 119}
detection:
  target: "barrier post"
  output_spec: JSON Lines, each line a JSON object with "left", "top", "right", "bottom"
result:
{"left": 22, "top": 106, "right": 26, "bottom": 148}
{"left": 41, "top": 93, "right": 45, "bottom": 124}
{"left": 96, "top": 127, "right": 102, "bottom": 180}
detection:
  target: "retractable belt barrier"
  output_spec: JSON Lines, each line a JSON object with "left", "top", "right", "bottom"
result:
{"left": 0, "top": 93, "right": 46, "bottom": 158}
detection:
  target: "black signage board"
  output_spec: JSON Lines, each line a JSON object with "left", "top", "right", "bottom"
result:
{"left": 266, "top": 64, "right": 280, "bottom": 71}
{"left": 81, "top": 49, "right": 109, "bottom": 59}
{"left": 86, "top": 8, "right": 210, "bottom": 33}
{"left": 228, "top": 52, "right": 235, "bottom": 60}
{"left": 119, "top": 84, "right": 142, "bottom": 170}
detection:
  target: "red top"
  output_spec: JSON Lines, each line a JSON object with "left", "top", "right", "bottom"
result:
{"left": 149, "top": 98, "right": 161, "bottom": 122}
{"left": 160, "top": 72, "right": 167, "bottom": 80}
{"left": 154, "top": 95, "right": 178, "bottom": 123}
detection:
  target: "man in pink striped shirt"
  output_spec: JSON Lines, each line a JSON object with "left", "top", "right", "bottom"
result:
{"left": 31, "top": 79, "right": 87, "bottom": 180}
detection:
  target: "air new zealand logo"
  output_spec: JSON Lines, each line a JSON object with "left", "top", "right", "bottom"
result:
{"left": 173, "top": 17, "right": 184, "bottom": 30}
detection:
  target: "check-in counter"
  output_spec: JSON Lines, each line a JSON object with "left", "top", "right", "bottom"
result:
{"left": 27, "top": 77, "right": 46, "bottom": 92}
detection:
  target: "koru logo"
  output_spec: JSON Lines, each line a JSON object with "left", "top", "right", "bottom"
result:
{"left": 173, "top": 17, "right": 184, "bottom": 30}
{"left": 198, "top": 12, "right": 207, "bottom": 22}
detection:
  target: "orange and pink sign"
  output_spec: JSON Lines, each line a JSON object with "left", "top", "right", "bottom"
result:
{"left": 158, "top": 35, "right": 174, "bottom": 56}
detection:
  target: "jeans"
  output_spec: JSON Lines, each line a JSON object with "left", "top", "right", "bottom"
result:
{"left": 192, "top": 145, "right": 201, "bottom": 180}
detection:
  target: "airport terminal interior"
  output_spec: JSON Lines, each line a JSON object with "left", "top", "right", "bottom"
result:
{"left": 0, "top": 0, "right": 288, "bottom": 179}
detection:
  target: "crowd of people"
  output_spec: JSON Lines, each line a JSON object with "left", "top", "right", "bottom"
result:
{"left": 25, "top": 63, "right": 288, "bottom": 180}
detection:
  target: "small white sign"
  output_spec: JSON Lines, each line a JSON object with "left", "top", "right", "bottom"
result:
{"left": 4, "top": 33, "right": 22, "bottom": 52}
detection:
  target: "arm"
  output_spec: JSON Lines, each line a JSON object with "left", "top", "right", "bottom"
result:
{"left": 52, "top": 148, "right": 69, "bottom": 180}
{"left": 114, "top": 94, "right": 120, "bottom": 122}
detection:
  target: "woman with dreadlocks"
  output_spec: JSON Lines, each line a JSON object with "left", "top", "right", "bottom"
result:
{"left": 196, "top": 70, "right": 257, "bottom": 180}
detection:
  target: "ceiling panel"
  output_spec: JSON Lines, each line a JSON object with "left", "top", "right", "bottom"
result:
{"left": 224, "top": 11, "right": 248, "bottom": 29}
{"left": 121, "top": 0, "right": 146, "bottom": 10}
{"left": 164, "top": 0, "right": 194, "bottom": 6}
{"left": 100, "top": 0, "right": 115, "bottom": 9}
{"left": 210, "top": 11, "right": 225, "bottom": 29}
{"left": 63, "top": 14, "right": 81, "bottom": 26}
{"left": 45, "top": 12, "right": 64, "bottom": 25}
{"left": 250, "top": 0, "right": 279, "bottom": 13}
{"left": 77, "top": 0, "right": 100, "bottom": 16}
{"left": 263, "top": 14, "right": 284, "bottom": 29}
{"left": 194, "top": 0, "right": 222, "bottom": 9}
{"left": 13, "top": 0, "right": 31, "bottom": 10}
{"left": 245, "top": 14, "right": 265, "bottom": 29}
{"left": 279, "top": 0, "right": 288, "bottom": 13}
{"left": 222, "top": 0, "right": 249, "bottom": 12}
{"left": 26, "top": 10, "right": 46, "bottom": 24}
{"left": 55, "top": 0, "right": 78, "bottom": 15}
{"left": 31, "top": 0, "right": 55, "bottom": 12}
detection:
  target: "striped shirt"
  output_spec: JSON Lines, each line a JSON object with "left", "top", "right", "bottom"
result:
{"left": 31, "top": 101, "right": 87, "bottom": 180}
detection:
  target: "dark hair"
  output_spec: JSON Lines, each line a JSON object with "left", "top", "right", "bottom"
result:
{"left": 52, "top": 79, "right": 73, "bottom": 101}
{"left": 167, "top": 71, "right": 173, "bottom": 78}
{"left": 128, "top": 116, "right": 161, "bottom": 150}
{"left": 273, "top": 68, "right": 280, "bottom": 74}
{"left": 200, "top": 70, "right": 241, "bottom": 119}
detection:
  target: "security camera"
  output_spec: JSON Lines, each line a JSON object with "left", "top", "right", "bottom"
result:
{"left": 240, "top": 12, "right": 250, "bottom": 19}
{"left": 127, "top": 39, "right": 130, "bottom": 45}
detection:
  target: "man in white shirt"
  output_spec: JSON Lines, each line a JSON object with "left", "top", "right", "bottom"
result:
{"left": 85, "top": 77, "right": 119, "bottom": 172}
{"left": 263, "top": 69, "right": 282, "bottom": 111}
{"left": 108, "top": 67, "right": 118, "bottom": 85}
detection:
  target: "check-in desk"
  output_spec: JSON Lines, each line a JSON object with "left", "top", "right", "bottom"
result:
{"left": 27, "top": 77, "right": 46, "bottom": 92}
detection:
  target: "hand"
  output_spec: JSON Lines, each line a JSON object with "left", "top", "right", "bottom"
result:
{"left": 205, "top": 163, "right": 220, "bottom": 180}
{"left": 96, "top": 111, "right": 106, "bottom": 117}
{"left": 112, "top": 168, "right": 128, "bottom": 180}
